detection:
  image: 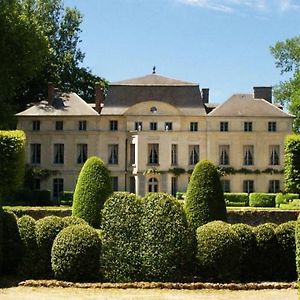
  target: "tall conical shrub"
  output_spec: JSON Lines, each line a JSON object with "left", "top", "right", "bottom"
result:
{"left": 72, "top": 156, "right": 112, "bottom": 228}
{"left": 184, "top": 160, "right": 227, "bottom": 229}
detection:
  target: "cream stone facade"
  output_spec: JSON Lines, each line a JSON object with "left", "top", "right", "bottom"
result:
{"left": 16, "top": 74, "right": 294, "bottom": 200}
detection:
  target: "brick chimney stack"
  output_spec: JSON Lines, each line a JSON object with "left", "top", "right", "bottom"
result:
{"left": 95, "top": 83, "right": 104, "bottom": 113}
{"left": 202, "top": 88, "right": 209, "bottom": 103}
{"left": 48, "top": 82, "right": 55, "bottom": 104}
{"left": 253, "top": 86, "right": 272, "bottom": 103}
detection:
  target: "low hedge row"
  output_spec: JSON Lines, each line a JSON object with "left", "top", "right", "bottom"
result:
{"left": 224, "top": 193, "right": 249, "bottom": 207}
{"left": 249, "top": 193, "right": 276, "bottom": 207}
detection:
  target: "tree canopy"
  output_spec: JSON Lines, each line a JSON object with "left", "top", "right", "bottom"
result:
{"left": 271, "top": 36, "right": 300, "bottom": 132}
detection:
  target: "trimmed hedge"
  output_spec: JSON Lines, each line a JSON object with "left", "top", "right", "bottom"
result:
{"left": 249, "top": 193, "right": 276, "bottom": 207}
{"left": 60, "top": 191, "right": 74, "bottom": 206}
{"left": 296, "top": 217, "right": 300, "bottom": 280}
{"left": 62, "top": 216, "right": 88, "bottom": 227}
{"left": 196, "top": 221, "right": 241, "bottom": 282}
{"left": 101, "top": 192, "right": 142, "bottom": 282}
{"left": 0, "top": 130, "right": 25, "bottom": 202}
{"left": 224, "top": 193, "right": 249, "bottom": 207}
{"left": 140, "top": 193, "right": 191, "bottom": 281}
{"left": 275, "top": 193, "right": 299, "bottom": 207}
{"left": 51, "top": 224, "right": 101, "bottom": 282}
{"left": 275, "top": 221, "right": 297, "bottom": 281}
{"left": 184, "top": 160, "right": 227, "bottom": 229}
{"left": 72, "top": 156, "right": 112, "bottom": 228}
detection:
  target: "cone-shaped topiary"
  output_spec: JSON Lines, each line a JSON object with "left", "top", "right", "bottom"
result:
{"left": 51, "top": 224, "right": 101, "bottom": 282}
{"left": 184, "top": 160, "right": 227, "bottom": 229}
{"left": 72, "top": 156, "right": 112, "bottom": 228}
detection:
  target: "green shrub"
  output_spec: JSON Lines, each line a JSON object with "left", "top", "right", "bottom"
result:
{"left": 60, "top": 191, "right": 74, "bottom": 206}
{"left": 224, "top": 193, "right": 249, "bottom": 207}
{"left": 249, "top": 193, "right": 276, "bottom": 207}
{"left": 51, "top": 224, "right": 101, "bottom": 282}
{"left": 276, "top": 193, "right": 299, "bottom": 207}
{"left": 253, "top": 223, "right": 279, "bottom": 280}
{"left": 184, "top": 160, "right": 227, "bottom": 229}
{"left": 2, "top": 211, "right": 22, "bottom": 274}
{"left": 0, "top": 208, "right": 3, "bottom": 274}
{"left": 17, "top": 215, "right": 39, "bottom": 277}
{"left": 176, "top": 192, "right": 186, "bottom": 200}
{"left": 62, "top": 216, "right": 88, "bottom": 227}
{"left": 275, "top": 221, "right": 297, "bottom": 281}
{"left": 0, "top": 130, "right": 25, "bottom": 202}
{"left": 196, "top": 221, "right": 241, "bottom": 282}
{"left": 296, "top": 219, "right": 300, "bottom": 281}
{"left": 284, "top": 134, "right": 300, "bottom": 194}
{"left": 231, "top": 223, "right": 257, "bottom": 281}
{"left": 35, "top": 216, "right": 65, "bottom": 277}
{"left": 72, "top": 156, "right": 112, "bottom": 228}
{"left": 101, "top": 192, "right": 142, "bottom": 282}
{"left": 140, "top": 192, "right": 191, "bottom": 281}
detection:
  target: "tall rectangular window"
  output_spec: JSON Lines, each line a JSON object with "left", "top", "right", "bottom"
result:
{"left": 150, "top": 122, "right": 157, "bottom": 131}
{"left": 110, "top": 176, "right": 118, "bottom": 191}
{"left": 55, "top": 121, "right": 63, "bottom": 131}
{"left": 268, "top": 121, "right": 277, "bottom": 132}
{"left": 135, "top": 122, "right": 142, "bottom": 131}
{"left": 189, "top": 145, "right": 199, "bottom": 165}
{"left": 79, "top": 120, "right": 87, "bottom": 131}
{"left": 148, "top": 143, "right": 159, "bottom": 164}
{"left": 54, "top": 144, "right": 64, "bottom": 164}
{"left": 32, "top": 178, "right": 41, "bottom": 190}
{"left": 110, "top": 120, "right": 118, "bottom": 131}
{"left": 219, "top": 145, "right": 230, "bottom": 166}
{"left": 243, "top": 145, "right": 254, "bottom": 166}
{"left": 108, "top": 144, "right": 118, "bottom": 164}
{"left": 221, "top": 180, "right": 231, "bottom": 192}
{"left": 53, "top": 178, "right": 64, "bottom": 199}
{"left": 165, "top": 122, "right": 173, "bottom": 131}
{"left": 190, "top": 122, "right": 198, "bottom": 132}
{"left": 77, "top": 144, "right": 88, "bottom": 164}
{"left": 243, "top": 180, "right": 254, "bottom": 193}
{"left": 129, "top": 176, "right": 135, "bottom": 193}
{"left": 130, "top": 143, "right": 135, "bottom": 165}
{"left": 220, "top": 121, "right": 228, "bottom": 132}
{"left": 269, "top": 180, "right": 280, "bottom": 193}
{"left": 30, "top": 143, "right": 41, "bottom": 164}
{"left": 171, "top": 177, "right": 178, "bottom": 196}
{"left": 269, "top": 145, "right": 280, "bottom": 165}
{"left": 32, "top": 120, "right": 40, "bottom": 131}
{"left": 171, "top": 144, "right": 177, "bottom": 165}
{"left": 244, "top": 122, "right": 252, "bottom": 132}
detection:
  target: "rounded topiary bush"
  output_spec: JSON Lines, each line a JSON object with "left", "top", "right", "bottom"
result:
{"left": 140, "top": 192, "right": 191, "bottom": 281}
{"left": 231, "top": 223, "right": 257, "bottom": 281}
{"left": 35, "top": 216, "right": 65, "bottom": 277}
{"left": 62, "top": 216, "right": 88, "bottom": 228}
{"left": 253, "top": 223, "right": 279, "bottom": 280}
{"left": 184, "top": 160, "right": 227, "bottom": 230}
{"left": 72, "top": 156, "right": 112, "bottom": 228}
{"left": 196, "top": 221, "right": 241, "bottom": 282}
{"left": 101, "top": 192, "right": 142, "bottom": 282}
{"left": 51, "top": 224, "right": 101, "bottom": 282}
{"left": 2, "top": 211, "right": 22, "bottom": 274}
{"left": 275, "top": 221, "right": 297, "bottom": 281}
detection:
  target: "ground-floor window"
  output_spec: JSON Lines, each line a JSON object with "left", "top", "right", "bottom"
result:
{"left": 32, "top": 178, "right": 41, "bottom": 190}
{"left": 243, "top": 180, "right": 254, "bottom": 193}
{"left": 171, "top": 177, "right": 177, "bottom": 196}
{"left": 53, "top": 178, "right": 64, "bottom": 199}
{"left": 221, "top": 180, "right": 230, "bottom": 192}
{"left": 148, "top": 177, "right": 158, "bottom": 193}
{"left": 269, "top": 180, "right": 280, "bottom": 193}
{"left": 129, "top": 176, "right": 135, "bottom": 193}
{"left": 110, "top": 176, "right": 118, "bottom": 191}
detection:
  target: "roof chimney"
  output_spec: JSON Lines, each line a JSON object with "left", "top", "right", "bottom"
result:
{"left": 48, "top": 82, "right": 55, "bottom": 104}
{"left": 95, "top": 83, "right": 104, "bottom": 113}
{"left": 253, "top": 86, "right": 272, "bottom": 103}
{"left": 202, "top": 88, "right": 209, "bottom": 103}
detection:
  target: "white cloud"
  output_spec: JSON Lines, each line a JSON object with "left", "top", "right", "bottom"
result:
{"left": 278, "top": 0, "right": 300, "bottom": 11}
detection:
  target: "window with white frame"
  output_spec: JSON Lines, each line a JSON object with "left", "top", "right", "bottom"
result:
{"left": 108, "top": 144, "right": 118, "bottom": 164}
{"left": 243, "top": 145, "right": 254, "bottom": 166}
{"left": 32, "top": 120, "right": 40, "bottom": 131}
{"left": 130, "top": 143, "right": 135, "bottom": 165}
{"left": 171, "top": 144, "right": 177, "bottom": 165}
{"left": 150, "top": 122, "right": 157, "bottom": 131}
{"left": 148, "top": 143, "right": 159, "bottom": 164}
{"left": 135, "top": 122, "right": 142, "bottom": 131}
{"left": 269, "top": 180, "right": 280, "bottom": 193}
{"left": 54, "top": 144, "right": 64, "bottom": 164}
{"left": 55, "top": 121, "right": 63, "bottom": 131}
{"left": 148, "top": 177, "right": 158, "bottom": 192}
{"left": 30, "top": 143, "right": 41, "bottom": 164}
{"left": 220, "top": 121, "right": 228, "bottom": 132}
{"left": 269, "top": 145, "right": 280, "bottom": 165}
{"left": 268, "top": 121, "right": 277, "bottom": 132}
{"left": 190, "top": 122, "right": 198, "bottom": 132}
{"left": 189, "top": 145, "right": 199, "bottom": 165}
{"left": 77, "top": 144, "right": 88, "bottom": 164}
{"left": 219, "top": 145, "right": 230, "bottom": 165}
{"left": 110, "top": 120, "right": 118, "bottom": 131}
{"left": 165, "top": 122, "right": 172, "bottom": 131}
{"left": 79, "top": 120, "right": 87, "bottom": 131}
{"left": 53, "top": 178, "right": 64, "bottom": 199}
{"left": 221, "top": 180, "right": 231, "bottom": 192}
{"left": 244, "top": 122, "right": 252, "bottom": 132}
{"left": 171, "top": 177, "right": 178, "bottom": 196}
{"left": 243, "top": 180, "right": 254, "bottom": 193}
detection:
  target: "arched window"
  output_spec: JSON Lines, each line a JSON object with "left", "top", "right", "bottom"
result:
{"left": 148, "top": 177, "right": 158, "bottom": 193}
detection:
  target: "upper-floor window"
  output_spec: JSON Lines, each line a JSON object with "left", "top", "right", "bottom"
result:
{"left": 54, "top": 143, "right": 64, "bottom": 164}
{"left": 221, "top": 180, "right": 231, "bottom": 193}
{"left": 165, "top": 122, "right": 173, "bottom": 131}
{"left": 55, "top": 121, "right": 63, "bottom": 131}
{"left": 171, "top": 144, "right": 177, "bottom": 165}
{"left": 219, "top": 145, "right": 230, "bottom": 166}
{"left": 150, "top": 122, "right": 157, "bottom": 131}
{"left": 243, "top": 180, "right": 254, "bottom": 193}
{"left": 269, "top": 145, "right": 280, "bottom": 165}
{"left": 220, "top": 121, "right": 228, "bottom": 132}
{"left": 268, "top": 121, "right": 277, "bottom": 132}
{"left": 148, "top": 143, "right": 159, "bottom": 164}
{"left": 108, "top": 144, "right": 118, "bottom": 164}
{"left": 189, "top": 145, "right": 199, "bottom": 165}
{"left": 77, "top": 144, "right": 88, "bottom": 164}
{"left": 30, "top": 143, "right": 41, "bottom": 164}
{"left": 135, "top": 122, "right": 142, "bottom": 131}
{"left": 32, "top": 120, "right": 40, "bottom": 131}
{"left": 190, "top": 122, "right": 198, "bottom": 132}
{"left": 244, "top": 122, "right": 252, "bottom": 132}
{"left": 243, "top": 145, "right": 254, "bottom": 166}
{"left": 79, "top": 120, "right": 87, "bottom": 131}
{"left": 110, "top": 120, "right": 118, "bottom": 131}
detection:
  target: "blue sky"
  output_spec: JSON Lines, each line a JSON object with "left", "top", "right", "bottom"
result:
{"left": 65, "top": 0, "right": 300, "bottom": 103}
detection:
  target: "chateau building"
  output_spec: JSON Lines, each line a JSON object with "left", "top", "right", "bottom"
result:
{"left": 16, "top": 73, "right": 294, "bottom": 199}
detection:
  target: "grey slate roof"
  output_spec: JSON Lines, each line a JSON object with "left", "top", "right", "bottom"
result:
{"left": 101, "top": 74, "right": 206, "bottom": 116}
{"left": 208, "top": 94, "right": 294, "bottom": 118}
{"left": 16, "top": 93, "right": 98, "bottom": 116}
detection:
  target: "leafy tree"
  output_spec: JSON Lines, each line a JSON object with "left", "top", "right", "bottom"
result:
{"left": 271, "top": 36, "right": 300, "bottom": 132}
